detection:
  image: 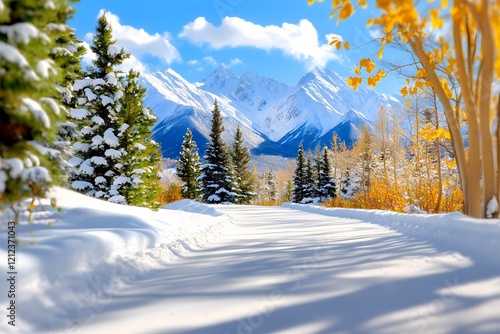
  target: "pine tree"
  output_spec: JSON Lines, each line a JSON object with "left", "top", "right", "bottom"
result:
{"left": 313, "top": 147, "right": 322, "bottom": 200}
{"left": 231, "top": 126, "right": 254, "bottom": 204}
{"left": 201, "top": 100, "right": 234, "bottom": 203}
{"left": 302, "top": 152, "right": 315, "bottom": 204}
{"left": 341, "top": 167, "right": 359, "bottom": 198}
{"left": 263, "top": 170, "right": 277, "bottom": 203}
{"left": 341, "top": 168, "right": 351, "bottom": 198}
{"left": 292, "top": 144, "right": 307, "bottom": 203}
{"left": 317, "top": 146, "right": 337, "bottom": 201}
{"left": 68, "top": 12, "right": 130, "bottom": 203}
{"left": 0, "top": 0, "right": 74, "bottom": 220}
{"left": 50, "top": 0, "right": 86, "bottom": 177}
{"left": 118, "top": 70, "right": 161, "bottom": 209}
{"left": 177, "top": 128, "right": 202, "bottom": 200}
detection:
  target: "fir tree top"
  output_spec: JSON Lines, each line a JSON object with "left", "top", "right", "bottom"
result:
{"left": 90, "top": 12, "right": 129, "bottom": 78}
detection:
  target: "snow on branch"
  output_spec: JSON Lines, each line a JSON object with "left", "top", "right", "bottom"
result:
{"left": 104, "top": 128, "right": 119, "bottom": 147}
{"left": 21, "top": 98, "right": 50, "bottom": 127}
{"left": 0, "top": 41, "right": 28, "bottom": 67}
{"left": 72, "top": 181, "right": 93, "bottom": 191}
{"left": 70, "top": 108, "right": 89, "bottom": 120}
{"left": 0, "top": 22, "right": 41, "bottom": 44}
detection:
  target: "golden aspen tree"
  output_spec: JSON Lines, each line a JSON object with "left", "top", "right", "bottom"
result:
{"left": 310, "top": 0, "right": 499, "bottom": 218}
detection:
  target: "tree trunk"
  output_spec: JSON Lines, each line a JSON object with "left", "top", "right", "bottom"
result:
{"left": 476, "top": 0, "right": 496, "bottom": 217}
{"left": 453, "top": 17, "right": 484, "bottom": 218}
{"left": 408, "top": 34, "right": 472, "bottom": 216}
{"left": 433, "top": 92, "right": 443, "bottom": 213}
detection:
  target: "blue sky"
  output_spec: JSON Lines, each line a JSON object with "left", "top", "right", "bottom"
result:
{"left": 70, "top": 0, "right": 405, "bottom": 94}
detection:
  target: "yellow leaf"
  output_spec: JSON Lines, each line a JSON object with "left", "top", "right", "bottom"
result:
{"left": 354, "top": 66, "right": 360, "bottom": 75}
{"left": 343, "top": 41, "right": 350, "bottom": 49}
{"left": 367, "top": 76, "right": 375, "bottom": 87}
{"left": 28, "top": 202, "right": 36, "bottom": 211}
{"left": 329, "top": 39, "right": 342, "bottom": 50}
{"left": 400, "top": 86, "right": 408, "bottom": 97}
{"left": 366, "top": 61, "right": 376, "bottom": 73}
{"left": 386, "top": 34, "right": 393, "bottom": 43}
{"left": 441, "top": 78, "right": 454, "bottom": 98}
{"left": 357, "top": 0, "right": 367, "bottom": 8}
{"left": 436, "top": 128, "right": 451, "bottom": 139}
{"left": 339, "top": 2, "right": 355, "bottom": 20}
{"left": 441, "top": 0, "right": 448, "bottom": 8}
{"left": 359, "top": 58, "right": 371, "bottom": 68}
{"left": 377, "top": 47, "right": 384, "bottom": 59}
{"left": 422, "top": 127, "right": 451, "bottom": 141}
{"left": 415, "top": 81, "right": 424, "bottom": 89}
{"left": 375, "top": 69, "right": 386, "bottom": 78}
{"left": 50, "top": 198, "right": 57, "bottom": 209}
{"left": 416, "top": 68, "right": 428, "bottom": 78}
{"left": 360, "top": 58, "right": 376, "bottom": 73}
{"left": 347, "top": 76, "right": 363, "bottom": 90}
{"left": 430, "top": 9, "right": 444, "bottom": 29}
{"left": 376, "top": 0, "right": 392, "bottom": 11}
{"left": 367, "top": 71, "right": 385, "bottom": 87}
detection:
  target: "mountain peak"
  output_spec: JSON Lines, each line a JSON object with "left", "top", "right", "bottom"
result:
{"left": 201, "top": 66, "right": 239, "bottom": 96}
{"left": 311, "top": 66, "right": 326, "bottom": 75}
{"left": 207, "top": 65, "right": 237, "bottom": 79}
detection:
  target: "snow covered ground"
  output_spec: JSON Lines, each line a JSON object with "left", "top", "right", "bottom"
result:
{"left": 0, "top": 188, "right": 231, "bottom": 334}
{"left": 1, "top": 189, "right": 500, "bottom": 333}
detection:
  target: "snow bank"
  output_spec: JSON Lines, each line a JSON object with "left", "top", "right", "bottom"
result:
{"left": 0, "top": 189, "right": 230, "bottom": 333}
{"left": 164, "top": 199, "right": 224, "bottom": 217}
{"left": 282, "top": 203, "right": 500, "bottom": 266}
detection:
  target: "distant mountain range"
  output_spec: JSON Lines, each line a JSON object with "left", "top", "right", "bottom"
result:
{"left": 140, "top": 66, "right": 401, "bottom": 158}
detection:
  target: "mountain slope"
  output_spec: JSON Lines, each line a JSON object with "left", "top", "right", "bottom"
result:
{"left": 141, "top": 66, "right": 400, "bottom": 158}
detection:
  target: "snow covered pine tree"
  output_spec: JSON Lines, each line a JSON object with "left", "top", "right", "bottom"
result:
{"left": 303, "top": 152, "right": 315, "bottom": 204}
{"left": 292, "top": 144, "right": 308, "bottom": 203}
{"left": 201, "top": 100, "right": 235, "bottom": 204}
{"left": 68, "top": 12, "right": 131, "bottom": 203}
{"left": 316, "top": 146, "right": 336, "bottom": 201}
{"left": 231, "top": 126, "right": 254, "bottom": 204}
{"left": 177, "top": 128, "right": 202, "bottom": 200}
{"left": 50, "top": 0, "right": 85, "bottom": 175}
{"left": 0, "top": 0, "right": 75, "bottom": 221}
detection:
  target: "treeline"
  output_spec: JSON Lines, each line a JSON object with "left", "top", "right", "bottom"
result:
{"left": 289, "top": 94, "right": 463, "bottom": 213}
{"left": 1, "top": 3, "right": 161, "bottom": 222}
{"left": 173, "top": 90, "right": 464, "bottom": 213}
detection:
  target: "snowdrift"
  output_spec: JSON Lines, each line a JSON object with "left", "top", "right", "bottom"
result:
{"left": 0, "top": 188, "right": 231, "bottom": 333}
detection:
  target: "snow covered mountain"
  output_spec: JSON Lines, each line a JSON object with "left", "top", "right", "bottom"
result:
{"left": 140, "top": 66, "right": 401, "bottom": 158}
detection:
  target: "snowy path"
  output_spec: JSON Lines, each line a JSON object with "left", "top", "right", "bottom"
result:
{"left": 78, "top": 205, "right": 499, "bottom": 334}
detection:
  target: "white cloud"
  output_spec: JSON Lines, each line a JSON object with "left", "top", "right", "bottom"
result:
{"left": 203, "top": 56, "right": 217, "bottom": 67}
{"left": 83, "top": 10, "right": 180, "bottom": 73}
{"left": 368, "top": 29, "right": 384, "bottom": 39}
{"left": 187, "top": 56, "right": 242, "bottom": 72}
{"left": 179, "top": 16, "right": 340, "bottom": 70}
{"left": 81, "top": 41, "right": 96, "bottom": 66}
{"left": 224, "top": 58, "right": 243, "bottom": 67}
{"left": 121, "top": 54, "right": 147, "bottom": 73}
